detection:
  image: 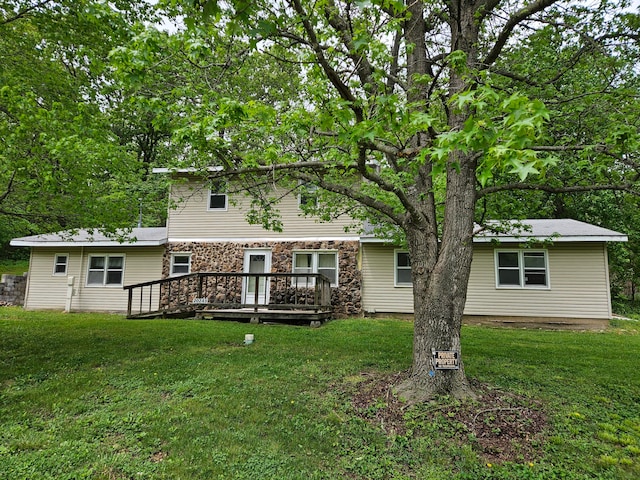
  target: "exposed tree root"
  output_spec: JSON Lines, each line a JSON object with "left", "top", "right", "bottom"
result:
{"left": 394, "top": 372, "right": 478, "bottom": 404}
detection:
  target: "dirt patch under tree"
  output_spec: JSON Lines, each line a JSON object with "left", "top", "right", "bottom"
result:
{"left": 349, "top": 371, "right": 548, "bottom": 464}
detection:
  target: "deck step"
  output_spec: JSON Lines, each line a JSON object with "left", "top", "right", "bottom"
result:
{"left": 128, "top": 306, "right": 332, "bottom": 325}
{"left": 196, "top": 308, "right": 332, "bottom": 325}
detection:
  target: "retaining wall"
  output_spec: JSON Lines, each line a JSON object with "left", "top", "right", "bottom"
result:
{"left": 0, "top": 273, "right": 27, "bottom": 306}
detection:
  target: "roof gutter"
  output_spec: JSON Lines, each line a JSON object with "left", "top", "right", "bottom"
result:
{"left": 10, "top": 239, "right": 167, "bottom": 248}
{"left": 360, "top": 235, "right": 628, "bottom": 244}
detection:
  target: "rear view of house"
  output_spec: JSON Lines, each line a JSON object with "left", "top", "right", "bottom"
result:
{"left": 11, "top": 171, "right": 627, "bottom": 328}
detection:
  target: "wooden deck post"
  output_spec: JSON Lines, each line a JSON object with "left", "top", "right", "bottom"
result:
{"left": 126, "top": 286, "right": 132, "bottom": 317}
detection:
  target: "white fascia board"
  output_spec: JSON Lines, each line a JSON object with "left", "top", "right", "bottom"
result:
{"left": 473, "top": 235, "right": 628, "bottom": 243}
{"left": 359, "top": 235, "right": 629, "bottom": 244}
{"left": 168, "top": 236, "right": 361, "bottom": 243}
{"left": 10, "top": 239, "right": 167, "bottom": 247}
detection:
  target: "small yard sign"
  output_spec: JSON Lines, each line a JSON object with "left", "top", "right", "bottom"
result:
{"left": 432, "top": 350, "right": 460, "bottom": 370}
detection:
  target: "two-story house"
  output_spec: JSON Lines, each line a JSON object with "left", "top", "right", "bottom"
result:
{"left": 11, "top": 169, "right": 628, "bottom": 328}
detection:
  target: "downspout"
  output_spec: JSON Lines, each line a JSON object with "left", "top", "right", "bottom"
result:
{"left": 23, "top": 248, "right": 34, "bottom": 308}
{"left": 604, "top": 243, "right": 613, "bottom": 318}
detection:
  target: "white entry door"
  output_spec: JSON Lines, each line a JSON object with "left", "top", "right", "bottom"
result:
{"left": 243, "top": 249, "right": 272, "bottom": 305}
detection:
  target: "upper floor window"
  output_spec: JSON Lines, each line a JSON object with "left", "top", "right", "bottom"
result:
{"left": 53, "top": 254, "right": 68, "bottom": 276}
{"left": 395, "top": 251, "right": 412, "bottom": 286}
{"left": 208, "top": 181, "right": 227, "bottom": 211}
{"left": 87, "top": 255, "right": 124, "bottom": 286}
{"left": 298, "top": 183, "right": 318, "bottom": 209}
{"left": 171, "top": 253, "right": 191, "bottom": 276}
{"left": 292, "top": 251, "right": 338, "bottom": 286}
{"left": 495, "top": 250, "right": 549, "bottom": 288}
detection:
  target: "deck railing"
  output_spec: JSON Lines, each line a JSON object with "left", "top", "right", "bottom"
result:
{"left": 124, "top": 272, "right": 332, "bottom": 318}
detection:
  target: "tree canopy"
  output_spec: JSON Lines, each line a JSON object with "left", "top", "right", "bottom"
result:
{"left": 0, "top": 0, "right": 168, "bottom": 250}
{"left": 107, "top": 0, "right": 640, "bottom": 399}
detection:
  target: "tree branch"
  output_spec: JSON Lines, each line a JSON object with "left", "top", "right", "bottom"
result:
{"left": 323, "top": 0, "right": 376, "bottom": 94}
{"left": 0, "top": 171, "right": 17, "bottom": 205}
{"left": 289, "top": 0, "right": 363, "bottom": 121}
{"left": 477, "top": 182, "right": 640, "bottom": 198}
{"left": 294, "top": 168, "right": 404, "bottom": 225}
{"left": 387, "top": 29, "right": 402, "bottom": 92}
{"left": 354, "top": 146, "right": 418, "bottom": 223}
{"left": 482, "top": 0, "right": 561, "bottom": 68}
{"left": 1, "top": 0, "right": 53, "bottom": 25}
{"left": 200, "top": 154, "right": 408, "bottom": 225}
{"left": 475, "top": 0, "right": 502, "bottom": 23}
{"left": 529, "top": 144, "right": 640, "bottom": 170}
{"left": 529, "top": 145, "right": 601, "bottom": 152}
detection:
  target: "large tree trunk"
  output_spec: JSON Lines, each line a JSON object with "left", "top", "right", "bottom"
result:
{"left": 396, "top": 163, "right": 478, "bottom": 401}
{"left": 396, "top": 0, "right": 480, "bottom": 401}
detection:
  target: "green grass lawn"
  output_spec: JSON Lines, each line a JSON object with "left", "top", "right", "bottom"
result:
{"left": 0, "top": 259, "right": 29, "bottom": 277}
{"left": 1, "top": 308, "right": 639, "bottom": 479}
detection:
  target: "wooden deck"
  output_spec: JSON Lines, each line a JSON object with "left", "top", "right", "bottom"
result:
{"left": 124, "top": 272, "right": 333, "bottom": 326}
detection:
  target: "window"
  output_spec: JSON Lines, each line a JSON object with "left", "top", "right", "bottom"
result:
{"left": 208, "top": 182, "right": 227, "bottom": 211}
{"left": 87, "top": 255, "right": 124, "bottom": 286}
{"left": 298, "top": 183, "right": 318, "bottom": 209}
{"left": 495, "top": 250, "right": 548, "bottom": 288}
{"left": 395, "top": 251, "right": 412, "bottom": 286}
{"left": 53, "top": 254, "right": 68, "bottom": 276}
{"left": 317, "top": 253, "right": 337, "bottom": 285}
{"left": 292, "top": 251, "right": 338, "bottom": 286}
{"left": 171, "top": 253, "right": 191, "bottom": 276}
{"left": 294, "top": 252, "right": 313, "bottom": 275}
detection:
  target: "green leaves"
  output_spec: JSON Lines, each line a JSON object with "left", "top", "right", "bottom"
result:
{"left": 419, "top": 83, "right": 554, "bottom": 186}
{"left": 0, "top": 0, "right": 168, "bottom": 245}
{"left": 447, "top": 50, "right": 469, "bottom": 74}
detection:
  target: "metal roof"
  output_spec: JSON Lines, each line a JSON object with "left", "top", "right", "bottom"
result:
{"left": 473, "top": 219, "right": 627, "bottom": 243}
{"left": 10, "top": 227, "right": 168, "bottom": 247}
{"left": 361, "top": 219, "right": 627, "bottom": 243}
{"left": 10, "top": 219, "right": 627, "bottom": 248}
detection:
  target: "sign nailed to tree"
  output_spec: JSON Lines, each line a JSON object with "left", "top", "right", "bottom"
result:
{"left": 432, "top": 351, "right": 460, "bottom": 370}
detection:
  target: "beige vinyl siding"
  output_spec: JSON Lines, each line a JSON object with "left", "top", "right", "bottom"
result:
{"left": 466, "top": 243, "right": 612, "bottom": 319}
{"left": 23, "top": 248, "right": 76, "bottom": 310}
{"left": 361, "top": 242, "right": 613, "bottom": 319}
{"left": 24, "top": 247, "right": 164, "bottom": 313}
{"left": 167, "top": 181, "right": 356, "bottom": 240}
{"left": 361, "top": 244, "right": 414, "bottom": 314}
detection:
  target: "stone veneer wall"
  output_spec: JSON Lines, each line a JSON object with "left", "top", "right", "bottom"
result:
{"left": 0, "top": 273, "right": 27, "bottom": 306}
{"left": 163, "top": 241, "right": 362, "bottom": 317}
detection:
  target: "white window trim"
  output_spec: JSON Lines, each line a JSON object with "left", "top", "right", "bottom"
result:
{"left": 86, "top": 254, "right": 125, "bottom": 287}
{"left": 394, "top": 250, "right": 412, "bottom": 287}
{"left": 292, "top": 250, "right": 338, "bottom": 287}
{"left": 170, "top": 252, "right": 192, "bottom": 276}
{"left": 494, "top": 249, "right": 550, "bottom": 289}
{"left": 53, "top": 253, "right": 69, "bottom": 276}
{"left": 207, "top": 187, "right": 228, "bottom": 211}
